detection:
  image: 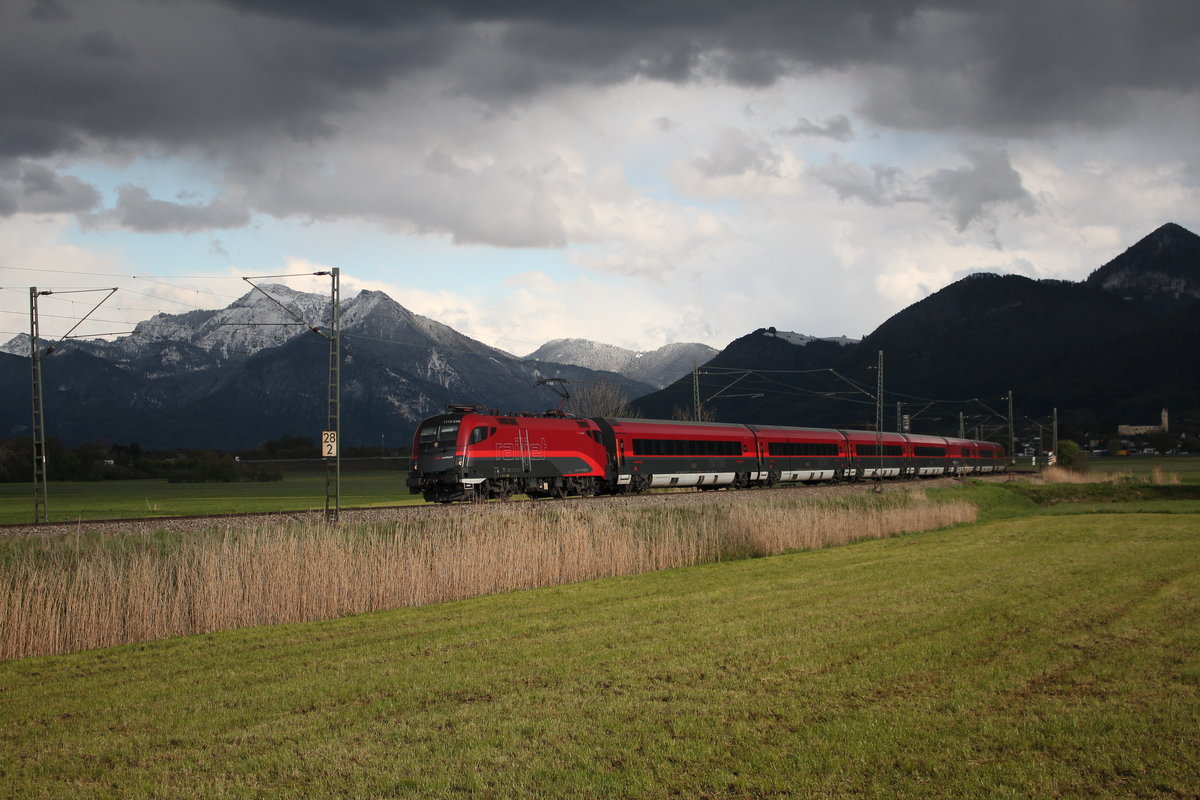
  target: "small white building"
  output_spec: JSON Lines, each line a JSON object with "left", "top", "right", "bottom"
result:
{"left": 1118, "top": 408, "right": 1168, "bottom": 437}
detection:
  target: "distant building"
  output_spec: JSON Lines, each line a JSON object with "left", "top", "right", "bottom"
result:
{"left": 1118, "top": 408, "right": 1169, "bottom": 436}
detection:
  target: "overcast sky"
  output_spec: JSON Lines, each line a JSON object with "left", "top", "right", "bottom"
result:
{"left": 2, "top": 0, "right": 1199, "bottom": 353}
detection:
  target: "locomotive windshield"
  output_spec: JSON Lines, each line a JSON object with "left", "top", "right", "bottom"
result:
{"left": 418, "top": 419, "right": 460, "bottom": 450}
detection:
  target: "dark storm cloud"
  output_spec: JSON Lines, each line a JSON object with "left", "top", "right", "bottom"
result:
{"left": 0, "top": 122, "right": 84, "bottom": 159}
{"left": 1, "top": 0, "right": 459, "bottom": 159}
{"left": 858, "top": 0, "right": 1200, "bottom": 133}
{"left": 27, "top": 0, "right": 70, "bottom": 23}
{"left": 809, "top": 158, "right": 907, "bottom": 206}
{"left": 781, "top": 115, "right": 855, "bottom": 142}
{"left": 86, "top": 185, "right": 251, "bottom": 233}
{"left": 808, "top": 149, "right": 1033, "bottom": 232}
{"left": 924, "top": 149, "right": 1035, "bottom": 231}
{"left": 70, "top": 30, "right": 136, "bottom": 61}
{"left": 219, "top": 0, "right": 1200, "bottom": 131}
{"left": 0, "top": 160, "right": 101, "bottom": 216}
{"left": 4, "top": 0, "right": 1198, "bottom": 165}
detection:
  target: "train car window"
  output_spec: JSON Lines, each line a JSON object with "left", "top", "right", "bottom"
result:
{"left": 589, "top": 431, "right": 602, "bottom": 445}
{"left": 468, "top": 426, "right": 490, "bottom": 445}
{"left": 767, "top": 442, "right": 839, "bottom": 457}
{"left": 633, "top": 439, "right": 742, "bottom": 457}
{"left": 419, "top": 421, "right": 460, "bottom": 447}
{"left": 856, "top": 444, "right": 903, "bottom": 457}
{"left": 913, "top": 446, "right": 947, "bottom": 457}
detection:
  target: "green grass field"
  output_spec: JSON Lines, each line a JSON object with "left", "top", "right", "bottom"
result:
{"left": 0, "top": 468, "right": 421, "bottom": 524}
{"left": 1, "top": 487, "right": 1197, "bottom": 798}
{"left": 1086, "top": 453, "right": 1200, "bottom": 483}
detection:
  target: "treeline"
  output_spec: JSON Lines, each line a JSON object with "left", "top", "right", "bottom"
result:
{"left": 0, "top": 439, "right": 284, "bottom": 483}
{"left": 0, "top": 436, "right": 411, "bottom": 483}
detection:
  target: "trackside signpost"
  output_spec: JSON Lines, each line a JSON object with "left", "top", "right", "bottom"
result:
{"left": 322, "top": 431, "right": 337, "bottom": 457}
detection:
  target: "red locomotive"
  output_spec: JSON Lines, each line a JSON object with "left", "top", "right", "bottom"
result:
{"left": 407, "top": 405, "right": 1006, "bottom": 503}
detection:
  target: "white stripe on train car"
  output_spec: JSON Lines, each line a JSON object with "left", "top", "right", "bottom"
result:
{"left": 861, "top": 467, "right": 902, "bottom": 478}
{"left": 648, "top": 472, "right": 736, "bottom": 488}
{"left": 778, "top": 470, "right": 836, "bottom": 482}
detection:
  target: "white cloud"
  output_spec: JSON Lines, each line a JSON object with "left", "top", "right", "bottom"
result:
{"left": 0, "top": 215, "right": 124, "bottom": 341}
{"left": 2, "top": 5, "right": 1198, "bottom": 359}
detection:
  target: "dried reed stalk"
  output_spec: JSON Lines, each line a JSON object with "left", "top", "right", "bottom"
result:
{"left": 1, "top": 491, "right": 975, "bottom": 660}
{"left": 1041, "top": 465, "right": 1180, "bottom": 485}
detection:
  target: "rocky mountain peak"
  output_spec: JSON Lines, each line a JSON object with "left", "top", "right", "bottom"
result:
{"left": 522, "top": 337, "right": 718, "bottom": 389}
{"left": 1085, "top": 222, "right": 1200, "bottom": 311}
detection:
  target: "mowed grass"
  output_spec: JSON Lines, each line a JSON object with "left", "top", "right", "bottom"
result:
{"left": 0, "top": 468, "right": 420, "bottom": 524}
{"left": 2, "top": 511, "right": 1196, "bottom": 798}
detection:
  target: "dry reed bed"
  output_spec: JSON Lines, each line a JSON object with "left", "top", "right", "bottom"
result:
{"left": 1040, "top": 465, "right": 1181, "bottom": 484}
{"left": 1, "top": 490, "right": 974, "bottom": 660}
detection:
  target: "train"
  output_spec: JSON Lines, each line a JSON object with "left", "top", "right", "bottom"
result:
{"left": 406, "top": 405, "right": 1007, "bottom": 503}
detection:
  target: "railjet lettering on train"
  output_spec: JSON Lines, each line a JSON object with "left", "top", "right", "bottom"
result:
{"left": 407, "top": 405, "right": 1006, "bottom": 503}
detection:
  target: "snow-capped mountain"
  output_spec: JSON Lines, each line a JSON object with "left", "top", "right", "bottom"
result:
{"left": 125, "top": 283, "right": 334, "bottom": 360}
{"left": 0, "top": 287, "right": 655, "bottom": 449}
{"left": 523, "top": 338, "right": 718, "bottom": 389}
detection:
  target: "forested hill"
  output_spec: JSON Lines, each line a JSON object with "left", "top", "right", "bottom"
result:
{"left": 632, "top": 222, "right": 1200, "bottom": 437}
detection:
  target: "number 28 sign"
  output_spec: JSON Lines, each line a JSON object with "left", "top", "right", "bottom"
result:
{"left": 322, "top": 430, "right": 338, "bottom": 458}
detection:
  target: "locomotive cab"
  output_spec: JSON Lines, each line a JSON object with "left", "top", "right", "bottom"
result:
{"left": 407, "top": 412, "right": 469, "bottom": 501}
{"left": 408, "top": 408, "right": 609, "bottom": 502}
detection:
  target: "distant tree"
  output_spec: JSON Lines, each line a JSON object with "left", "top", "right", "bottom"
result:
{"left": 0, "top": 439, "right": 33, "bottom": 483}
{"left": 1105, "top": 436, "right": 1125, "bottom": 455}
{"left": 570, "top": 380, "right": 640, "bottom": 419}
{"left": 1056, "top": 439, "right": 1084, "bottom": 469}
{"left": 1148, "top": 430, "right": 1176, "bottom": 455}
{"left": 671, "top": 403, "right": 716, "bottom": 422}
{"left": 256, "top": 436, "right": 317, "bottom": 459}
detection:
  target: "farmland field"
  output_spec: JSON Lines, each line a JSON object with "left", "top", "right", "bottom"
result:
{"left": 1085, "top": 453, "right": 1200, "bottom": 483}
{"left": 1, "top": 481, "right": 1197, "bottom": 798}
{"left": 0, "top": 464, "right": 420, "bottom": 524}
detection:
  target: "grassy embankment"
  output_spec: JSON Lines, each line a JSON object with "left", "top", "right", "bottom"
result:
{"left": 0, "top": 481, "right": 1196, "bottom": 798}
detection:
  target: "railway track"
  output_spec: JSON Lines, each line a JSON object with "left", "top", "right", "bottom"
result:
{"left": 0, "top": 474, "right": 1012, "bottom": 537}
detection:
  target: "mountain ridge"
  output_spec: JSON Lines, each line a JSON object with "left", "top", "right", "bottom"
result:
{"left": 0, "top": 287, "right": 656, "bottom": 449}
{"left": 4, "top": 221, "right": 1198, "bottom": 448}
{"left": 632, "top": 222, "right": 1200, "bottom": 437}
